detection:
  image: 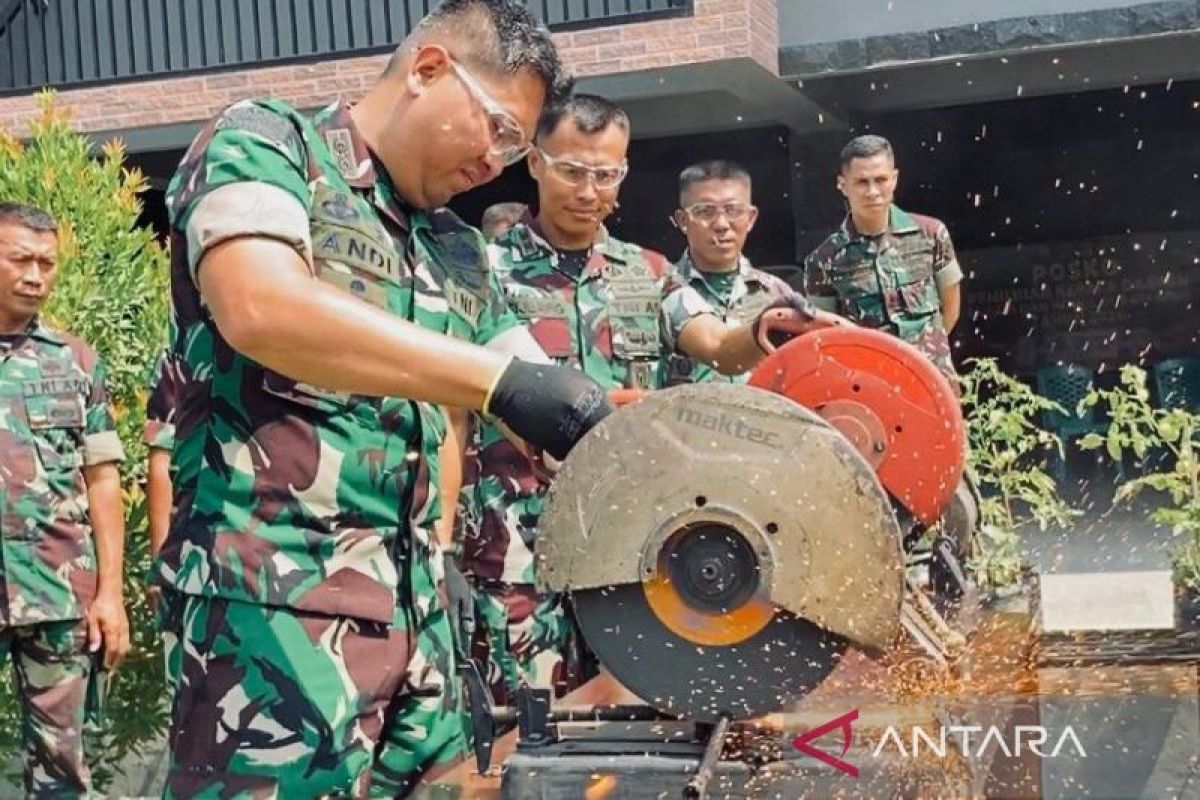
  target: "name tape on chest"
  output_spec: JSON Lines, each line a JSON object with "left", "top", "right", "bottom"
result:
{"left": 510, "top": 291, "right": 570, "bottom": 319}
{"left": 608, "top": 296, "right": 660, "bottom": 318}
{"left": 446, "top": 280, "right": 484, "bottom": 326}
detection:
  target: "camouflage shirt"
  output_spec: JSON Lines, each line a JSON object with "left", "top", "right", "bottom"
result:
{"left": 804, "top": 205, "right": 963, "bottom": 380}
{"left": 460, "top": 221, "right": 670, "bottom": 585}
{"left": 659, "top": 251, "right": 791, "bottom": 386}
{"left": 0, "top": 319, "right": 125, "bottom": 625}
{"left": 143, "top": 349, "right": 183, "bottom": 452}
{"left": 158, "top": 98, "right": 513, "bottom": 624}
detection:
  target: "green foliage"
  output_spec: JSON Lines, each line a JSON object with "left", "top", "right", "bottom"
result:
{"left": 1079, "top": 364, "right": 1200, "bottom": 591}
{"left": 959, "top": 358, "right": 1079, "bottom": 589}
{"left": 0, "top": 92, "right": 169, "bottom": 788}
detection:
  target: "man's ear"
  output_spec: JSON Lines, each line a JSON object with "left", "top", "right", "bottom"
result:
{"left": 527, "top": 148, "right": 544, "bottom": 182}
{"left": 671, "top": 209, "right": 687, "bottom": 232}
{"left": 406, "top": 44, "right": 450, "bottom": 95}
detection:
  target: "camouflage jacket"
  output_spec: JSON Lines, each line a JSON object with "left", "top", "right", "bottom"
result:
{"left": 143, "top": 349, "right": 183, "bottom": 452}
{"left": 460, "top": 221, "right": 671, "bottom": 585}
{"left": 804, "top": 206, "right": 962, "bottom": 381}
{"left": 0, "top": 319, "right": 125, "bottom": 624}
{"left": 158, "top": 99, "right": 514, "bottom": 623}
{"left": 659, "top": 251, "right": 791, "bottom": 386}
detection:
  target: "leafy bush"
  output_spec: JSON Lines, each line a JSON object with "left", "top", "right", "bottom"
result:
{"left": 1079, "top": 365, "right": 1200, "bottom": 591}
{"left": 959, "top": 358, "right": 1078, "bottom": 589}
{"left": 0, "top": 91, "right": 170, "bottom": 788}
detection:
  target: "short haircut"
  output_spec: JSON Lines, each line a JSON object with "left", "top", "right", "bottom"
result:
{"left": 392, "top": 0, "right": 572, "bottom": 101}
{"left": 0, "top": 201, "right": 56, "bottom": 233}
{"left": 678, "top": 160, "right": 753, "bottom": 204}
{"left": 481, "top": 202, "right": 526, "bottom": 236}
{"left": 839, "top": 135, "right": 894, "bottom": 171}
{"left": 535, "top": 94, "right": 630, "bottom": 143}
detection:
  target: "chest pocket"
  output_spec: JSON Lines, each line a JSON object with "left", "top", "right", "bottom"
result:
{"left": 888, "top": 240, "right": 940, "bottom": 316}
{"left": 606, "top": 261, "right": 661, "bottom": 357}
{"left": 507, "top": 285, "right": 575, "bottom": 359}
{"left": 23, "top": 385, "right": 86, "bottom": 471}
{"left": 832, "top": 259, "right": 885, "bottom": 322}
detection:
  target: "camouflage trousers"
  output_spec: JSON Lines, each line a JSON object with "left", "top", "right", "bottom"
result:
{"left": 0, "top": 618, "right": 93, "bottom": 798}
{"left": 163, "top": 558, "right": 468, "bottom": 799}
{"left": 470, "top": 583, "right": 589, "bottom": 706}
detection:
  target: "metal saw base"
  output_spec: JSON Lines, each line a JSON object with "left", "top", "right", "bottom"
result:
{"left": 499, "top": 738, "right": 978, "bottom": 800}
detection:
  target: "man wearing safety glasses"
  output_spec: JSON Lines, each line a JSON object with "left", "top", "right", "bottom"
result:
{"left": 153, "top": 2, "right": 612, "bottom": 797}
{"left": 460, "top": 94, "right": 670, "bottom": 707}
{"left": 660, "top": 160, "right": 844, "bottom": 386}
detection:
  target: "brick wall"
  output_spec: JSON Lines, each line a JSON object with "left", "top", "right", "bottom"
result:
{"left": 0, "top": 2, "right": 778, "bottom": 140}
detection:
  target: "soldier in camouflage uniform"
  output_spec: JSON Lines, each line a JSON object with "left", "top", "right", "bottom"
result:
{"left": 0, "top": 201, "right": 129, "bottom": 798}
{"left": 660, "top": 160, "right": 842, "bottom": 386}
{"left": 461, "top": 95, "right": 672, "bottom": 705}
{"left": 155, "top": 3, "right": 611, "bottom": 797}
{"left": 805, "top": 135, "right": 975, "bottom": 605}
{"left": 803, "top": 135, "right": 963, "bottom": 384}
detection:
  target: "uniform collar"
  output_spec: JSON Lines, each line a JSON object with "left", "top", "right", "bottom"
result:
{"left": 676, "top": 249, "right": 758, "bottom": 285}
{"left": 313, "top": 100, "right": 414, "bottom": 233}
{"left": 517, "top": 216, "right": 628, "bottom": 276}
{"left": 313, "top": 100, "right": 377, "bottom": 189}
{"left": 1, "top": 316, "right": 63, "bottom": 347}
{"left": 841, "top": 204, "right": 920, "bottom": 241}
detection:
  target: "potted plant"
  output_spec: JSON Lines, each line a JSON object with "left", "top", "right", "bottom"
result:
{"left": 1078, "top": 365, "right": 1200, "bottom": 631}
{"left": 959, "top": 358, "right": 1079, "bottom": 609}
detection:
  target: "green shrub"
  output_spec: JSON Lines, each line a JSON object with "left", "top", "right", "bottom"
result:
{"left": 1079, "top": 365, "right": 1200, "bottom": 591}
{"left": 959, "top": 358, "right": 1078, "bottom": 589}
{"left": 0, "top": 91, "right": 170, "bottom": 788}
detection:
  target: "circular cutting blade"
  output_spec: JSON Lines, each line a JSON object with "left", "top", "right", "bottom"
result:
{"left": 538, "top": 383, "right": 907, "bottom": 655}
{"left": 641, "top": 521, "right": 775, "bottom": 647}
{"left": 574, "top": 583, "right": 849, "bottom": 721}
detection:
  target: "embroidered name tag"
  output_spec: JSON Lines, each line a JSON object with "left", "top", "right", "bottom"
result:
{"left": 24, "top": 389, "right": 85, "bottom": 428}
{"left": 446, "top": 280, "right": 484, "bottom": 326}
{"left": 511, "top": 293, "right": 569, "bottom": 318}
{"left": 609, "top": 296, "right": 659, "bottom": 318}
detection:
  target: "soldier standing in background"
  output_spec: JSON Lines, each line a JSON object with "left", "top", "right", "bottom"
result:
{"left": 804, "top": 136, "right": 974, "bottom": 606}
{"left": 660, "top": 159, "right": 843, "bottom": 387}
{"left": 0, "top": 201, "right": 129, "bottom": 798}
{"left": 804, "top": 134, "right": 963, "bottom": 384}
{"left": 462, "top": 94, "right": 670, "bottom": 705}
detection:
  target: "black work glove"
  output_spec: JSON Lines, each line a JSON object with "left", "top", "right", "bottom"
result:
{"left": 443, "top": 552, "right": 475, "bottom": 650}
{"left": 751, "top": 291, "right": 846, "bottom": 352}
{"left": 485, "top": 359, "right": 613, "bottom": 460}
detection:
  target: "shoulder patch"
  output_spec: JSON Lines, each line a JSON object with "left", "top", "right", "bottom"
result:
{"left": 215, "top": 102, "right": 298, "bottom": 148}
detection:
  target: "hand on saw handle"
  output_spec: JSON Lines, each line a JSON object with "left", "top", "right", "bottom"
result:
{"left": 485, "top": 359, "right": 614, "bottom": 461}
{"left": 752, "top": 290, "right": 850, "bottom": 353}
{"left": 531, "top": 388, "right": 647, "bottom": 475}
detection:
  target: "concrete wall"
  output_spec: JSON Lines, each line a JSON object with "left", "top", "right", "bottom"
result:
{"left": 779, "top": 0, "right": 1167, "bottom": 46}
